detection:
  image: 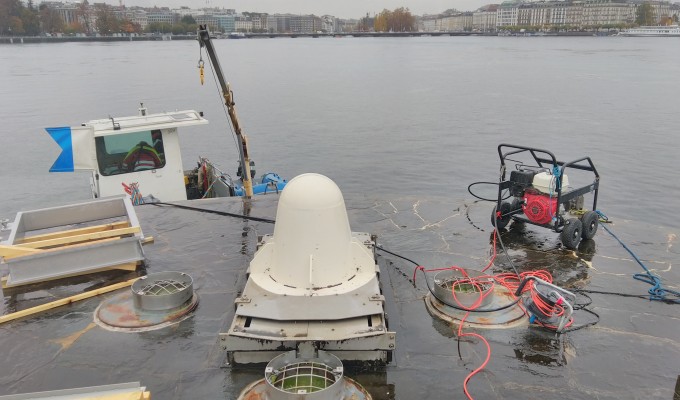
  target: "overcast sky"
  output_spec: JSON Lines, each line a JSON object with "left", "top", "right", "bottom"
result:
{"left": 121, "top": 0, "right": 490, "bottom": 19}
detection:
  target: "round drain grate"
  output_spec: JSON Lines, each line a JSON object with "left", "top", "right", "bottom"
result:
{"left": 267, "top": 361, "right": 338, "bottom": 394}
{"left": 95, "top": 271, "right": 198, "bottom": 332}
{"left": 139, "top": 279, "right": 188, "bottom": 295}
{"left": 132, "top": 272, "right": 193, "bottom": 311}
{"left": 238, "top": 350, "right": 372, "bottom": 399}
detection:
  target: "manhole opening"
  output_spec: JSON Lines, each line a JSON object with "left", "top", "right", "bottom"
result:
{"left": 437, "top": 277, "right": 493, "bottom": 293}
{"left": 267, "top": 361, "right": 339, "bottom": 394}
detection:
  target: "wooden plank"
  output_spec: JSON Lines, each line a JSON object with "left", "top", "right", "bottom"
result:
{"left": 0, "top": 278, "right": 137, "bottom": 324}
{"left": 2, "top": 237, "right": 126, "bottom": 261}
{"left": 112, "top": 262, "right": 140, "bottom": 271}
{"left": 17, "top": 221, "right": 131, "bottom": 244}
{"left": 141, "top": 236, "right": 154, "bottom": 245}
{"left": 20, "top": 226, "right": 141, "bottom": 249}
{"left": 0, "top": 244, "right": 43, "bottom": 259}
{"left": 74, "top": 390, "right": 151, "bottom": 400}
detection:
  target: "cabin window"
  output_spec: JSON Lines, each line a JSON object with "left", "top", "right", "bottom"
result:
{"left": 95, "top": 129, "right": 165, "bottom": 176}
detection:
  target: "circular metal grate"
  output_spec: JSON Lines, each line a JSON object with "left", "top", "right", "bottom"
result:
{"left": 139, "top": 279, "right": 189, "bottom": 296}
{"left": 267, "top": 361, "right": 338, "bottom": 394}
{"left": 131, "top": 271, "right": 194, "bottom": 311}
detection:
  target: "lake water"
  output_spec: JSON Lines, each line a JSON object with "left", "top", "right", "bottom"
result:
{"left": 1, "top": 37, "right": 679, "bottom": 399}
{"left": 1, "top": 37, "right": 679, "bottom": 227}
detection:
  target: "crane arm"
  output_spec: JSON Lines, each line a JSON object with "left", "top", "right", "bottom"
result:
{"left": 197, "top": 25, "right": 253, "bottom": 198}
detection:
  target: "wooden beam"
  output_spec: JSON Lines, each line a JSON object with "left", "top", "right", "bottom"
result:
{"left": 20, "top": 226, "right": 141, "bottom": 249}
{"left": 0, "top": 244, "right": 43, "bottom": 259}
{"left": 0, "top": 278, "right": 137, "bottom": 324}
{"left": 73, "top": 390, "right": 151, "bottom": 400}
{"left": 17, "top": 221, "right": 131, "bottom": 244}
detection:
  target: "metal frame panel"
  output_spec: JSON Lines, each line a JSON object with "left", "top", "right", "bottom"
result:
{"left": 5, "top": 236, "right": 144, "bottom": 287}
{"left": 2, "top": 196, "right": 145, "bottom": 288}
{"left": 7, "top": 196, "right": 140, "bottom": 244}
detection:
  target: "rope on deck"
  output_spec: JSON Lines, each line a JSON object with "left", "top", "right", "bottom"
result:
{"left": 596, "top": 210, "right": 680, "bottom": 304}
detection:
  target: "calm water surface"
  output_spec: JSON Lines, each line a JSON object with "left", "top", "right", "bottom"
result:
{"left": 1, "top": 37, "right": 679, "bottom": 226}
{"left": 0, "top": 37, "right": 679, "bottom": 399}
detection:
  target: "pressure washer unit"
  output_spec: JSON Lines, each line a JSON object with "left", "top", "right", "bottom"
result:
{"left": 490, "top": 144, "right": 600, "bottom": 249}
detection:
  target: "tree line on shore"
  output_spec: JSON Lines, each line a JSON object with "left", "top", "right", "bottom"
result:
{"left": 0, "top": 0, "right": 199, "bottom": 36}
{"left": 1, "top": 0, "right": 677, "bottom": 37}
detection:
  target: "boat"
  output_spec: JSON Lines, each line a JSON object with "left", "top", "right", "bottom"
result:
{"left": 228, "top": 31, "right": 246, "bottom": 39}
{"left": 618, "top": 25, "right": 680, "bottom": 37}
{"left": 47, "top": 107, "right": 285, "bottom": 203}
{"left": 46, "top": 26, "right": 286, "bottom": 203}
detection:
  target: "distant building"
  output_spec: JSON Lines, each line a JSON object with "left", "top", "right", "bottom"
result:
{"left": 214, "top": 14, "right": 235, "bottom": 32}
{"left": 497, "top": 1, "right": 520, "bottom": 27}
{"left": 267, "top": 14, "right": 293, "bottom": 33}
{"left": 290, "top": 15, "right": 322, "bottom": 33}
{"left": 582, "top": 0, "right": 635, "bottom": 27}
{"left": 146, "top": 8, "right": 176, "bottom": 26}
{"left": 473, "top": 4, "right": 498, "bottom": 31}
{"left": 234, "top": 17, "right": 253, "bottom": 32}
{"left": 321, "top": 15, "right": 338, "bottom": 33}
{"left": 34, "top": 0, "right": 680, "bottom": 36}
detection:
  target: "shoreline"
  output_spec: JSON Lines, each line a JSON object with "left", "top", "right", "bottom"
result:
{"left": 0, "top": 31, "right": 615, "bottom": 44}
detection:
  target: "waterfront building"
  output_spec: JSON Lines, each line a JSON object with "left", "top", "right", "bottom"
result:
{"left": 518, "top": 2, "right": 552, "bottom": 27}
{"left": 266, "top": 14, "right": 293, "bottom": 33}
{"left": 321, "top": 15, "right": 338, "bottom": 33}
{"left": 128, "top": 9, "right": 148, "bottom": 30}
{"left": 563, "top": 1, "right": 584, "bottom": 27}
{"left": 440, "top": 12, "right": 473, "bottom": 31}
{"left": 290, "top": 14, "right": 322, "bottom": 33}
{"left": 337, "top": 18, "right": 358, "bottom": 32}
{"left": 214, "top": 14, "right": 235, "bottom": 33}
{"left": 42, "top": 1, "right": 79, "bottom": 26}
{"left": 146, "top": 8, "right": 176, "bottom": 26}
{"left": 29, "top": 0, "right": 680, "bottom": 36}
{"left": 473, "top": 4, "right": 499, "bottom": 31}
{"left": 194, "top": 14, "right": 219, "bottom": 31}
{"left": 497, "top": 1, "right": 520, "bottom": 27}
{"left": 582, "top": 0, "right": 635, "bottom": 27}
{"left": 420, "top": 15, "right": 447, "bottom": 31}
{"left": 234, "top": 17, "right": 253, "bottom": 32}
{"left": 643, "top": 0, "right": 671, "bottom": 21}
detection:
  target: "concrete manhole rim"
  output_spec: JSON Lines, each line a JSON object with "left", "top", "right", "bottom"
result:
{"left": 94, "top": 292, "right": 199, "bottom": 333}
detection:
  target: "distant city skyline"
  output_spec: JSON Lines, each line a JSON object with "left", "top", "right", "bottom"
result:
{"left": 117, "top": 0, "right": 491, "bottom": 19}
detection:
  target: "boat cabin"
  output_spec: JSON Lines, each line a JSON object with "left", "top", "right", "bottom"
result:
{"left": 48, "top": 108, "right": 209, "bottom": 202}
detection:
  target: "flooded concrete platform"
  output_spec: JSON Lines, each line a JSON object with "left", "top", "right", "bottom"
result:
{"left": 1, "top": 195, "right": 678, "bottom": 399}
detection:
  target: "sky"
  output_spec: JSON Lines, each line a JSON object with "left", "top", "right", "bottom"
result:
{"left": 120, "top": 0, "right": 491, "bottom": 19}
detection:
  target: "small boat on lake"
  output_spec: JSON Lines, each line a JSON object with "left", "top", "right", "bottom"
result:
{"left": 46, "top": 26, "right": 286, "bottom": 203}
{"left": 228, "top": 32, "right": 246, "bottom": 39}
{"left": 619, "top": 25, "right": 680, "bottom": 37}
{"left": 46, "top": 106, "right": 286, "bottom": 203}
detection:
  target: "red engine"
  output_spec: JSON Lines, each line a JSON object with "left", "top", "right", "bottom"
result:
{"left": 522, "top": 192, "right": 558, "bottom": 224}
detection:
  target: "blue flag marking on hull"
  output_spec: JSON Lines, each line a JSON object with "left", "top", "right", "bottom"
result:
{"left": 47, "top": 127, "right": 74, "bottom": 172}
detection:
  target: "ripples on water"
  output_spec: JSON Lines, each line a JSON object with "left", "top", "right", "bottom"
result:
{"left": 1, "top": 37, "right": 679, "bottom": 229}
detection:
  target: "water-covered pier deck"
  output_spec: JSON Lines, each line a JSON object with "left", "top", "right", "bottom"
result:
{"left": 1, "top": 195, "right": 678, "bottom": 399}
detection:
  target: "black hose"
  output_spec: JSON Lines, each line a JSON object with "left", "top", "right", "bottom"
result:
{"left": 148, "top": 202, "right": 275, "bottom": 223}
{"left": 467, "top": 181, "right": 511, "bottom": 202}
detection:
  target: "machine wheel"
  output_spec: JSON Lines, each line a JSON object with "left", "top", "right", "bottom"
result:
{"left": 580, "top": 211, "right": 599, "bottom": 240}
{"left": 561, "top": 218, "right": 583, "bottom": 249}
{"left": 491, "top": 201, "right": 512, "bottom": 230}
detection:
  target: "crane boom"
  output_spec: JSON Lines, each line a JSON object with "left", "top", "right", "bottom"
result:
{"left": 197, "top": 25, "right": 253, "bottom": 198}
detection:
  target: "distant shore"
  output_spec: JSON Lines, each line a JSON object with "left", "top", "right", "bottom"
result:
{"left": 0, "top": 31, "right": 616, "bottom": 44}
